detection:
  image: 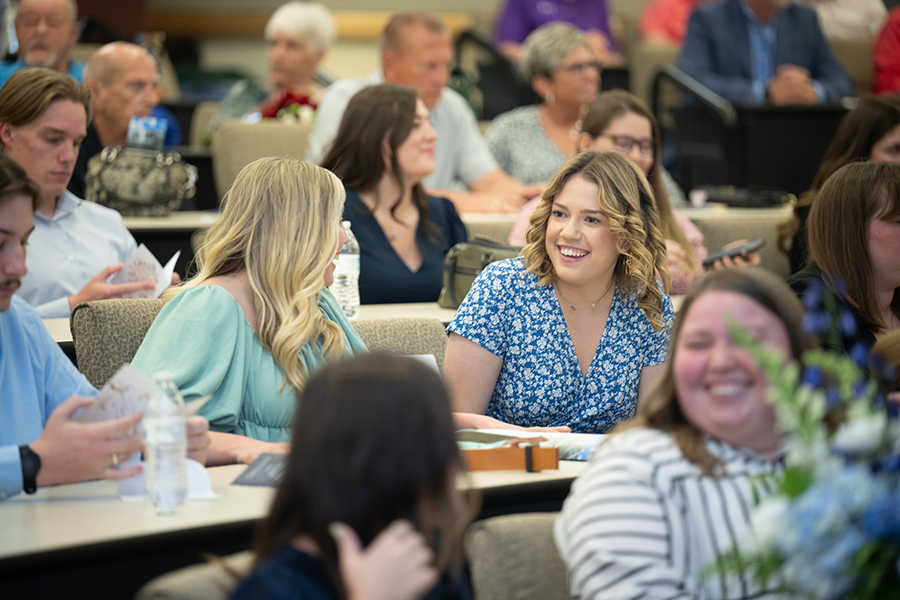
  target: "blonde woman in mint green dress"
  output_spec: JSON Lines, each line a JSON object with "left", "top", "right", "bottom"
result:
{"left": 133, "top": 158, "right": 366, "bottom": 466}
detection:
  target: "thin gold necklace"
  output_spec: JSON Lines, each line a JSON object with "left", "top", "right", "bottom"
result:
{"left": 554, "top": 278, "right": 615, "bottom": 311}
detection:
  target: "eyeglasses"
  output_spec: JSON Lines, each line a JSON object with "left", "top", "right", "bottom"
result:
{"left": 556, "top": 61, "right": 603, "bottom": 76}
{"left": 599, "top": 134, "right": 654, "bottom": 156}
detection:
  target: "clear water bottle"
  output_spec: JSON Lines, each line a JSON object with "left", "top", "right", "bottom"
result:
{"left": 144, "top": 373, "right": 187, "bottom": 515}
{"left": 331, "top": 220, "right": 360, "bottom": 319}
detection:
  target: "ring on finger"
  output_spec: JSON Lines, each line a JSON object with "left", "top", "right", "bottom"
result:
{"left": 112, "top": 453, "right": 119, "bottom": 467}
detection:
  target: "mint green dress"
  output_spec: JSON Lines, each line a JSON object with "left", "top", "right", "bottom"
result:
{"left": 132, "top": 285, "right": 367, "bottom": 442}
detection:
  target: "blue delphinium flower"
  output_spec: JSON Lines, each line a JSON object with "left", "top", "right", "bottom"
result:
{"left": 863, "top": 492, "right": 900, "bottom": 543}
{"left": 778, "top": 466, "right": 888, "bottom": 600}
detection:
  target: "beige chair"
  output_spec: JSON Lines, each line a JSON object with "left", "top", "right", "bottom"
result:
{"left": 70, "top": 298, "right": 166, "bottom": 388}
{"left": 465, "top": 512, "right": 569, "bottom": 600}
{"left": 210, "top": 119, "right": 315, "bottom": 200}
{"left": 829, "top": 35, "right": 875, "bottom": 96}
{"left": 352, "top": 318, "right": 448, "bottom": 373}
{"left": 190, "top": 101, "right": 223, "bottom": 147}
{"left": 688, "top": 210, "right": 792, "bottom": 279}
{"left": 133, "top": 550, "right": 253, "bottom": 600}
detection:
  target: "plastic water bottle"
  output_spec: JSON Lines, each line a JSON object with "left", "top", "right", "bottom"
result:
{"left": 331, "top": 220, "right": 360, "bottom": 319}
{"left": 144, "top": 373, "right": 187, "bottom": 515}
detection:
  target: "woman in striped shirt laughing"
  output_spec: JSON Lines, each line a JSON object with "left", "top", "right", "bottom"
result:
{"left": 555, "top": 267, "right": 815, "bottom": 599}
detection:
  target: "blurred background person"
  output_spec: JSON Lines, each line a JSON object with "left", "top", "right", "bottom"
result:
{"left": 206, "top": 2, "right": 335, "bottom": 134}
{"left": 787, "top": 162, "right": 900, "bottom": 361}
{"left": 321, "top": 85, "right": 467, "bottom": 304}
{"left": 0, "top": 0, "right": 81, "bottom": 85}
{"left": 494, "top": 0, "right": 622, "bottom": 66}
{"left": 778, "top": 96, "right": 900, "bottom": 274}
{"left": 486, "top": 23, "right": 601, "bottom": 186}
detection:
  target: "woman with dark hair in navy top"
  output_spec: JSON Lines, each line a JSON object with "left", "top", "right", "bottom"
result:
{"left": 321, "top": 84, "right": 468, "bottom": 304}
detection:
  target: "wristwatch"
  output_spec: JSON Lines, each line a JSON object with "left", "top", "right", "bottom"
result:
{"left": 19, "top": 445, "right": 41, "bottom": 494}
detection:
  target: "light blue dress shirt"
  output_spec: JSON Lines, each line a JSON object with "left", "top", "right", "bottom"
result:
{"left": 739, "top": 0, "right": 825, "bottom": 103}
{"left": 0, "top": 296, "right": 95, "bottom": 499}
{"left": 0, "top": 58, "right": 84, "bottom": 87}
{"left": 17, "top": 191, "right": 137, "bottom": 318}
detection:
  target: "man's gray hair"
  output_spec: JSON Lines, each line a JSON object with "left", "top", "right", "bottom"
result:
{"left": 264, "top": 2, "right": 335, "bottom": 54}
{"left": 520, "top": 22, "right": 590, "bottom": 81}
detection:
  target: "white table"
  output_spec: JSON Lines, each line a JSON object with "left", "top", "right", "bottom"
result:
{"left": 0, "top": 461, "right": 583, "bottom": 598}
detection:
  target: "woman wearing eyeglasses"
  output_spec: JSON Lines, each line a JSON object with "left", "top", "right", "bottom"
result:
{"left": 486, "top": 23, "right": 601, "bottom": 186}
{"left": 510, "top": 90, "right": 759, "bottom": 294}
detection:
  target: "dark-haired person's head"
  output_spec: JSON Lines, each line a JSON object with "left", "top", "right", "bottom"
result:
{"left": 633, "top": 267, "right": 815, "bottom": 474}
{"left": 322, "top": 84, "right": 423, "bottom": 197}
{"left": 0, "top": 68, "right": 90, "bottom": 207}
{"left": 0, "top": 154, "right": 43, "bottom": 311}
{"left": 808, "top": 161, "right": 900, "bottom": 335}
{"left": 779, "top": 97, "right": 900, "bottom": 262}
{"left": 253, "top": 354, "right": 472, "bottom": 593}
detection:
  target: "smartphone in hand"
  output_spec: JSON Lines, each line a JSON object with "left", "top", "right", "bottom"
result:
{"left": 702, "top": 238, "right": 766, "bottom": 268}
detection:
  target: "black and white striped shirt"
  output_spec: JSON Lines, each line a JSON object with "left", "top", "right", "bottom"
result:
{"left": 554, "top": 427, "right": 788, "bottom": 600}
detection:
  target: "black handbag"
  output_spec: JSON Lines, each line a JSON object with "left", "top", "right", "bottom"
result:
{"left": 438, "top": 236, "right": 520, "bottom": 309}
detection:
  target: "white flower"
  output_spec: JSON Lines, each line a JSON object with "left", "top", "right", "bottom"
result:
{"left": 740, "top": 496, "right": 789, "bottom": 553}
{"left": 833, "top": 413, "right": 887, "bottom": 455}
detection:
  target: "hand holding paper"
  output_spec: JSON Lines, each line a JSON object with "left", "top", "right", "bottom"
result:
{"left": 109, "top": 244, "right": 181, "bottom": 299}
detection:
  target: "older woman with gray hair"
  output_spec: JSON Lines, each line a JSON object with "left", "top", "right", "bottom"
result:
{"left": 485, "top": 22, "right": 602, "bottom": 185}
{"left": 207, "top": 1, "right": 335, "bottom": 133}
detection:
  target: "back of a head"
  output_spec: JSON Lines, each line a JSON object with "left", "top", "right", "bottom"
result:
{"left": 265, "top": 1, "right": 336, "bottom": 53}
{"left": 0, "top": 67, "right": 91, "bottom": 132}
{"left": 320, "top": 84, "right": 418, "bottom": 192}
{"left": 255, "top": 354, "right": 464, "bottom": 579}
{"left": 380, "top": 11, "right": 447, "bottom": 56}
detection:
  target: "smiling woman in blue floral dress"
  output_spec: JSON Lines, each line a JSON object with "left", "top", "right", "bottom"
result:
{"left": 444, "top": 151, "right": 673, "bottom": 433}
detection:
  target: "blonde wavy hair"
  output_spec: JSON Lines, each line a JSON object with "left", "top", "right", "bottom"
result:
{"left": 521, "top": 151, "right": 670, "bottom": 329}
{"left": 166, "top": 157, "right": 346, "bottom": 391}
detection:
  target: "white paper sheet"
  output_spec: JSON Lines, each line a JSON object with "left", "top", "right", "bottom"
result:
{"left": 110, "top": 243, "right": 180, "bottom": 299}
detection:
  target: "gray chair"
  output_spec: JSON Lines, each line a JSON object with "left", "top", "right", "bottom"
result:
{"left": 70, "top": 298, "right": 166, "bottom": 388}
{"left": 133, "top": 550, "right": 253, "bottom": 600}
{"left": 465, "top": 512, "right": 569, "bottom": 600}
{"left": 352, "top": 317, "right": 448, "bottom": 373}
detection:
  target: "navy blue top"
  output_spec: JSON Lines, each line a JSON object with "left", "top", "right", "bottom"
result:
{"left": 231, "top": 545, "right": 472, "bottom": 600}
{"left": 343, "top": 188, "right": 468, "bottom": 304}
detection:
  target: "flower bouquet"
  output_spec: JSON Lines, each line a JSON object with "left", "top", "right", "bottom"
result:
{"left": 260, "top": 90, "right": 317, "bottom": 124}
{"left": 713, "top": 319, "right": 900, "bottom": 600}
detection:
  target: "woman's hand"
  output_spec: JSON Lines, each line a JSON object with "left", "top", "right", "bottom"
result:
{"left": 453, "top": 412, "right": 571, "bottom": 433}
{"left": 185, "top": 416, "right": 211, "bottom": 465}
{"left": 333, "top": 520, "right": 439, "bottom": 600}
{"left": 205, "top": 431, "right": 290, "bottom": 466}
{"left": 710, "top": 239, "right": 762, "bottom": 270}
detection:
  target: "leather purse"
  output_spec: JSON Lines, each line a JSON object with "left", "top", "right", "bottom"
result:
{"left": 438, "top": 236, "right": 520, "bottom": 309}
{"left": 85, "top": 147, "right": 198, "bottom": 216}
